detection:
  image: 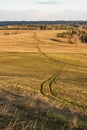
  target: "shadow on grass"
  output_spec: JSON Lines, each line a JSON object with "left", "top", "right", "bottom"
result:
{"left": 51, "top": 38, "right": 67, "bottom": 43}
{"left": 0, "top": 87, "right": 87, "bottom": 130}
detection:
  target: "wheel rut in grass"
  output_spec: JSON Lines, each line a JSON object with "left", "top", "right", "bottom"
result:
{"left": 33, "top": 32, "right": 66, "bottom": 96}
{"left": 40, "top": 63, "right": 65, "bottom": 96}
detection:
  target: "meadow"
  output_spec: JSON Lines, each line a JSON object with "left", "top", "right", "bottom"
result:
{"left": 0, "top": 30, "right": 87, "bottom": 130}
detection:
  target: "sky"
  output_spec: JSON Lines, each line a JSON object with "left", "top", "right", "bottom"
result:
{"left": 0, "top": 0, "right": 87, "bottom": 21}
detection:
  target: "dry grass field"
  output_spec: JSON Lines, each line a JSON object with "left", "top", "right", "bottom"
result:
{"left": 0, "top": 30, "right": 87, "bottom": 130}
{"left": 0, "top": 30, "right": 87, "bottom": 53}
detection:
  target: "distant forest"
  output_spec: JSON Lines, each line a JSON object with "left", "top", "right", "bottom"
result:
{"left": 0, "top": 21, "right": 87, "bottom": 30}
{"left": 0, "top": 21, "right": 87, "bottom": 26}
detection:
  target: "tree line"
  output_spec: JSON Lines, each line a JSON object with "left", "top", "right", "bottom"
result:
{"left": 57, "top": 29, "right": 87, "bottom": 43}
{"left": 0, "top": 24, "right": 72, "bottom": 30}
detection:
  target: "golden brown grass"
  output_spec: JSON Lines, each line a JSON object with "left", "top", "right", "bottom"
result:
{"left": 0, "top": 30, "right": 87, "bottom": 53}
{"left": 0, "top": 30, "right": 87, "bottom": 130}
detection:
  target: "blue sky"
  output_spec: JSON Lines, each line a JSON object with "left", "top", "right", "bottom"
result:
{"left": 0, "top": 0, "right": 87, "bottom": 21}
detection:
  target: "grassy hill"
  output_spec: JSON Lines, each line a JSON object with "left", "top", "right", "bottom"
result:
{"left": 0, "top": 30, "right": 87, "bottom": 130}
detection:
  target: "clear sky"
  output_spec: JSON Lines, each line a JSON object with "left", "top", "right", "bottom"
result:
{"left": 0, "top": 0, "right": 87, "bottom": 21}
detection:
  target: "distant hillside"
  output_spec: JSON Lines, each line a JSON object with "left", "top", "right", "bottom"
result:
{"left": 0, "top": 21, "right": 87, "bottom": 26}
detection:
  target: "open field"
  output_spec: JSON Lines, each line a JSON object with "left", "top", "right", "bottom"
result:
{"left": 0, "top": 30, "right": 87, "bottom": 130}
{"left": 0, "top": 30, "right": 87, "bottom": 53}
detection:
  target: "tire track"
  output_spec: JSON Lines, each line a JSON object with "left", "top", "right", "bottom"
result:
{"left": 40, "top": 69, "right": 59, "bottom": 96}
{"left": 49, "top": 63, "right": 65, "bottom": 96}
{"left": 40, "top": 63, "right": 65, "bottom": 96}
{"left": 33, "top": 32, "right": 65, "bottom": 96}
